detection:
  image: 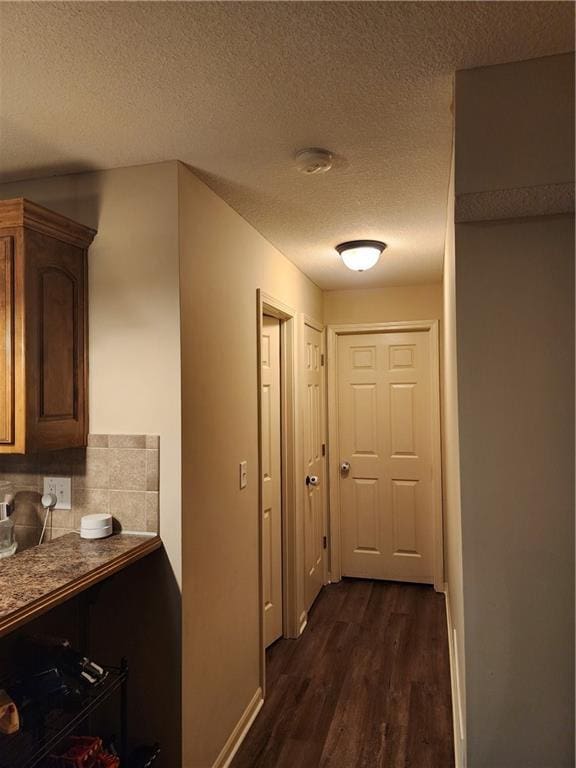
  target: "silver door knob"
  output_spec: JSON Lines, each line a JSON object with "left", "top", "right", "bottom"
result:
{"left": 340, "top": 461, "right": 351, "bottom": 474}
{"left": 306, "top": 475, "right": 320, "bottom": 487}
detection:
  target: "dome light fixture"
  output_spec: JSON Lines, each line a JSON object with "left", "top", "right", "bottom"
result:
{"left": 336, "top": 240, "right": 387, "bottom": 272}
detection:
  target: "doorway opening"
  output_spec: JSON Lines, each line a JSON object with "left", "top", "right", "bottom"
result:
{"left": 257, "top": 291, "right": 298, "bottom": 696}
{"left": 261, "top": 313, "right": 283, "bottom": 647}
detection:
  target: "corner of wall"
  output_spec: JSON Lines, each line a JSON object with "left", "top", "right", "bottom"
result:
{"left": 441, "top": 133, "right": 467, "bottom": 764}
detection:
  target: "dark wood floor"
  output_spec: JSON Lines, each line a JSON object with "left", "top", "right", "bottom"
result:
{"left": 232, "top": 579, "right": 454, "bottom": 768}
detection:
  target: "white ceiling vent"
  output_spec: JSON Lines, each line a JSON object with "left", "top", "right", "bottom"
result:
{"left": 295, "top": 148, "right": 334, "bottom": 175}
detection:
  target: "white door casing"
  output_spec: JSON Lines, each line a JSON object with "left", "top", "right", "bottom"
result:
{"left": 303, "top": 320, "right": 325, "bottom": 612}
{"left": 261, "top": 315, "right": 283, "bottom": 646}
{"left": 328, "top": 322, "right": 443, "bottom": 589}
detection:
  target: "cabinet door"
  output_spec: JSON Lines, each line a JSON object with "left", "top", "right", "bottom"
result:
{"left": 0, "top": 236, "right": 14, "bottom": 445}
{"left": 25, "top": 228, "right": 88, "bottom": 451}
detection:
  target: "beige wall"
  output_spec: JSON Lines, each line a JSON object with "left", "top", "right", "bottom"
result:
{"left": 442, "top": 149, "right": 466, "bottom": 764}
{"left": 324, "top": 284, "right": 442, "bottom": 325}
{"left": 0, "top": 163, "right": 183, "bottom": 766}
{"left": 178, "top": 162, "right": 322, "bottom": 767}
{"left": 455, "top": 53, "right": 575, "bottom": 768}
{"left": 456, "top": 214, "right": 574, "bottom": 768}
{"left": 456, "top": 52, "right": 574, "bottom": 194}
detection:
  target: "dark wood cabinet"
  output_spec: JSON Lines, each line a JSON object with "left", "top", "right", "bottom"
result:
{"left": 0, "top": 199, "right": 96, "bottom": 453}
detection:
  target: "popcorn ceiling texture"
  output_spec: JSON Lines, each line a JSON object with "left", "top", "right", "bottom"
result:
{"left": 0, "top": 2, "right": 573, "bottom": 289}
{"left": 0, "top": 435, "right": 160, "bottom": 552}
{"left": 456, "top": 182, "right": 575, "bottom": 223}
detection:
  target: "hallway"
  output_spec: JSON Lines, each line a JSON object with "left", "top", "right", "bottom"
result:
{"left": 232, "top": 579, "right": 454, "bottom": 768}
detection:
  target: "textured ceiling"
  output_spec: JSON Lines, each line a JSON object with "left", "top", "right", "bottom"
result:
{"left": 0, "top": 2, "right": 573, "bottom": 289}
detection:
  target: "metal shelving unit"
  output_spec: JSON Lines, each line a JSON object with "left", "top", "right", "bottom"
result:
{"left": 0, "top": 661, "right": 128, "bottom": 768}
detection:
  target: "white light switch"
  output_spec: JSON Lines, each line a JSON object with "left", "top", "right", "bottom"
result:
{"left": 43, "top": 477, "right": 72, "bottom": 510}
{"left": 239, "top": 461, "right": 248, "bottom": 489}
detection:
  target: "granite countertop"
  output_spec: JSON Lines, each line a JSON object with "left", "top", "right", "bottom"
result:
{"left": 0, "top": 532, "right": 162, "bottom": 638}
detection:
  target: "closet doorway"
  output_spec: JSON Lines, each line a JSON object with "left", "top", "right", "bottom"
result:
{"left": 257, "top": 292, "right": 299, "bottom": 694}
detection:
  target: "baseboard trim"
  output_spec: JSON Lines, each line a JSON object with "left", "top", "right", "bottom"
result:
{"left": 444, "top": 584, "right": 465, "bottom": 768}
{"left": 212, "top": 687, "right": 264, "bottom": 768}
{"left": 299, "top": 610, "right": 308, "bottom": 636}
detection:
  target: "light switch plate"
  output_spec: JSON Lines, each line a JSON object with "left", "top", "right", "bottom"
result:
{"left": 239, "top": 461, "right": 248, "bottom": 489}
{"left": 43, "top": 476, "right": 72, "bottom": 510}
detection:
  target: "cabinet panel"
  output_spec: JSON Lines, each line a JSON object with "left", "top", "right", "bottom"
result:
{"left": 0, "top": 237, "right": 14, "bottom": 444}
{"left": 25, "top": 228, "right": 88, "bottom": 451}
{"left": 39, "top": 267, "right": 78, "bottom": 419}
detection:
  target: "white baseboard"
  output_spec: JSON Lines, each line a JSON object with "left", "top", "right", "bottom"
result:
{"left": 212, "top": 687, "right": 264, "bottom": 768}
{"left": 298, "top": 610, "right": 308, "bottom": 636}
{"left": 444, "top": 584, "right": 466, "bottom": 768}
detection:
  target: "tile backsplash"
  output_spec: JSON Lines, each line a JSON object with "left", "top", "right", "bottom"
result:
{"left": 0, "top": 435, "right": 159, "bottom": 551}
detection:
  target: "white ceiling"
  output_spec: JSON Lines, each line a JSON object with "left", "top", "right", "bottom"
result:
{"left": 0, "top": 2, "right": 573, "bottom": 289}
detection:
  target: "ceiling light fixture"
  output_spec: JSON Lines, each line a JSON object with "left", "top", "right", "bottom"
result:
{"left": 336, "top": 240, "right": 387, "bottom": 272}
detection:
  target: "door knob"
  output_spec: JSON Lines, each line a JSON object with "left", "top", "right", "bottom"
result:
{"left": 306, "top": 475, "right": 320, "bottom": 487}
{"left": 340, "top": 461, "right": 351, "bottom": 474}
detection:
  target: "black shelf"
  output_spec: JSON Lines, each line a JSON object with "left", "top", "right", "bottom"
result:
{"left": 0, "top": 663, "right": 127, "bottom": 768}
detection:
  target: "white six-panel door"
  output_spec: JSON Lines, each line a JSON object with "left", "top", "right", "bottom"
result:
{"left": 337, "top": 331, "right": 434, "bottom": 583}
{"left": 262, "top": 315, "right": 283, "bottom": 646}
{"left": 303, "top": 321, "right": 325, "bottom": 611}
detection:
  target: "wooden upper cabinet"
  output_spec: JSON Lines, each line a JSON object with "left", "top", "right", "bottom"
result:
{"left": 0, "top": 199, "right": 96, "bottom": 453}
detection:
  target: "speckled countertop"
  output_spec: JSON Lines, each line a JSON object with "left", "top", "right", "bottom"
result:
{"left": 0, "top": 533, "right": 161, "bottom": 637}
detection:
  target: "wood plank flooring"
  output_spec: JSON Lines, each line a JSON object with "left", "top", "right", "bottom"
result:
{"left": 232, "top": 579, "right": 454, "bottom": 768}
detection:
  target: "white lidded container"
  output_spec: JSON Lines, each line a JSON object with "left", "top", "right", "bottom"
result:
{"left": 80, "top": 513, "right": 113, "bottom": 540}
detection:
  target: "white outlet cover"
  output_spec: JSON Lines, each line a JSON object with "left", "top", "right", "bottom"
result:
{"left": 43, "top": 476, "right": 72, "bottom": 510}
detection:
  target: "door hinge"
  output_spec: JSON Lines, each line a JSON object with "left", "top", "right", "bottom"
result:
{"left": 321, "top": 353, "right": 325, "bottom": 366}
{"left": 321, "top": 443, "right": 326, "bottom": 457}
{"left": 323, "top": 535, "right": 327, "bottom": 549}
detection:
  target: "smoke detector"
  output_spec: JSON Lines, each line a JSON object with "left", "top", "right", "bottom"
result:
{"left": 295, "top": 148, "right": 333, "bottom": 175}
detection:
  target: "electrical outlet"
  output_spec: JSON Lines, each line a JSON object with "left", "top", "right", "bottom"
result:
{"left": 239, "top": 461, "right": 248, "bottom": 489}
{"left": 43, "top": 477, "right": 72, "bottom": 510}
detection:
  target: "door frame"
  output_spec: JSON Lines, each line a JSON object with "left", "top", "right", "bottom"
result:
{"left": 326, "top": 320, "right": 444, "bottom": 592}
{"left": 257, "top": 291, "right": 299, "bottom": 696}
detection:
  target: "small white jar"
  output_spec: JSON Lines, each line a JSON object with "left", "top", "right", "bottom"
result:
{"left": 80, "top": 513, "right": 113, "bottom": 540}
